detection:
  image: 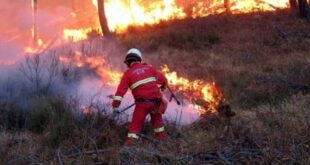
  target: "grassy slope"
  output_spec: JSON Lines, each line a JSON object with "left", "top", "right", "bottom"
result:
{"left": 1, "top": 10, "right": 310, "bottom": 164}
{"left": 120, "top": 9, "right": 310, "bottom": 108}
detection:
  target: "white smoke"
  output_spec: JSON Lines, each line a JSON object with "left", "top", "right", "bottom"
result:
{"left": 0, "top": 0, "right": 201, "bottom": 125}
{"left": 0, "top": 41, "right": 201, "bottom": 125}
{"left": 70, "top": 73, "right": 200, "bottom": 125}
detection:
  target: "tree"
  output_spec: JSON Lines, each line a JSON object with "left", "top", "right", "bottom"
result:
{"left": 224, "top": 0, "right": 231, "bottom": 14}
{"left": 289, "top": 0, "right": 298, "bottom": 10}
{"left": 97, "top": 0, "right": 111, "bottom": 37}
{"left": 32, "top": 0, "right": 38, "bottom": 46}
{"left": 298, "top": 0, "right": 310, "bottom": 19}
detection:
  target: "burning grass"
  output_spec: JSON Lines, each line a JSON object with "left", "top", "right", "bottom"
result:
{"left": 0, "top": 9, "right": 310, "bottom": 164}
{"left": 121, "top": 9, "right": 310, "bottom": 108}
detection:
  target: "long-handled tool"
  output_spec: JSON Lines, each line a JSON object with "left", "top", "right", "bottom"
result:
{"left": 112, "top": 103, "right": 135, "bottom": 118}
{"left": 118, "top": 103, "right": 135, "bottom": 113}
{"left": 167, "top": 86, "right": 181, "bottom": 105}
{"left": 107, "top": 95, "right": 135, "bottom": 115}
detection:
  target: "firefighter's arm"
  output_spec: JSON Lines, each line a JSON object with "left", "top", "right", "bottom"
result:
{"left": 112, "top": 73, "right": 129, "bottom": 110}
{"left": 155, "top": 69, "right": 168, "bottom": 91}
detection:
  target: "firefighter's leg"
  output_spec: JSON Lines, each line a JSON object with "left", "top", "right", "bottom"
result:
{"left": 150, "top": 112, "right": 166, "bottom": 140}
{"left": 150, "top": 100, "right": 167, "bottom": 140}
{"left": 126, "top": 103, "right": 150, "bottom": 145}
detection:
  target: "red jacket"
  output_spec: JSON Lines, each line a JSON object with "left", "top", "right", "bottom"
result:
{"left": 112, "top": 62, "right": 167, "bottom": 108}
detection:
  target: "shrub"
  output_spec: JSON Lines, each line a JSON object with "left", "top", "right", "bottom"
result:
{"left": 0, "top": 102, "right": 25, "bottom": 130}
{"left": 24, "top": 96, "right": 76, "bottom": 147}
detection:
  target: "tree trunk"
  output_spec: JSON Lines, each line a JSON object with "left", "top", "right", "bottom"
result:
{"left": 298, "top": 0, "right": 310, "bottom": 19}
{"left": 32, "top": 0, "right": 38, "bottom": 47}
{"left": 290, "top": 0, "right": 298, "bottom": 10}
{"left": 71, "top": 0, "right": 75, "bottom": 12}
{"left": 97, "top": 0, "right": 111, "bottom": 37}
{"left": 224, "top": 0, "right": 231, "bottom": 14}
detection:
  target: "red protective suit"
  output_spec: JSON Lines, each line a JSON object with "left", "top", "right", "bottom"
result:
{"left": 112, "top": 62, "right": 168, "bottom": 144}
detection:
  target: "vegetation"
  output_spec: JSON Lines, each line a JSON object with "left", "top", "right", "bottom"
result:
{"left": 0, "top": 10, "right": 309, "bottom": 164}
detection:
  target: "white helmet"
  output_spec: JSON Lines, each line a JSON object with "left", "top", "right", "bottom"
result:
{"left": 125, "top": 48, "right": 142, "bottom": 63}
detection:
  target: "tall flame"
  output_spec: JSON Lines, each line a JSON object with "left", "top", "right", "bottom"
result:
{"left": 92, "top": 0, "right": 186, "bottom": 32}
{"left": 90, "top": 0, "right": 289, "bottom": 33}
{"left": 20, "top": 0, "right": 290, "bottom": 115}
{"left": 56, "top": 0, "right": 289, "bottom": 42}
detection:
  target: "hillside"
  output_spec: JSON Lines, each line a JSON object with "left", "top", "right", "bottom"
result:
{"left": 0, "top": 9, "right": 310, "bottom": 164}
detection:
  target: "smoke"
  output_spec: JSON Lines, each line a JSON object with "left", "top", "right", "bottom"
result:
{"left": 0, "top": 41, "right": 200, "bottom": 125}
{"left": 0, "top": 0, "right": 201, "bottom": 125}
{"left": 71, "top": 75, "right": 200, "bottom": 125}
{"left": 73, "top": 75, "right": 200, "bottom": 125}
{"left": 0, "top": 0, "right": 97, "bottom": 58}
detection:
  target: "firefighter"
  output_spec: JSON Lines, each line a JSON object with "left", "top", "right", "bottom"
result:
{"left": 112, "top": 48, "right": 168, "bottom": 145}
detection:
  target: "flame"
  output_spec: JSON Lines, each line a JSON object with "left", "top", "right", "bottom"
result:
{"left": 90, "top": 0, "right": 288, "bottom": 33}
{"left": 57, "top": 0, "right": 289, "bottom": 42}
{"left": 231, "top": 0, "right": 288, "bottom": 13}
{"left": 24, "top": 38, "right": 47, "bottom": 54}
{"left": 58, "top": 52, "right": 224, "bottom": 116}
{"left": 161, "top": 65, "right": 224, "bottom": 115}
{"left": 59, "top": 51, "right": 122, "bottom": 86}
{"left": 63, "top": 28, "right": 93, "bottom": 42}
{"left": 34, "top": 0, "right": 288, "bottom": 116}
{"left": 191, "top": 0, "right": 288, "bottom": 17}
{"left": 92, "top": 0, "right": 186, "bottom": 32}
{"left": 70, "top": 12, "right": 77, "bottom": 18}
{"left": 81, "top": 105, "right": 97, "bottom": 115}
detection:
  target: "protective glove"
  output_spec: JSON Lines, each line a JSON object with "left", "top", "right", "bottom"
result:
{"left": 160, "top": 83, "right": 167, "bottom": 92}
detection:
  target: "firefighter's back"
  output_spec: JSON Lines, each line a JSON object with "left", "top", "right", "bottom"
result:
{"left": 126, "top": 63, "right": 162, "bottom": 100}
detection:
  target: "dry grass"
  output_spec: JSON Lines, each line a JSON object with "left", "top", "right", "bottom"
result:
{"left": 0, "top": 9, "right": 310, "bottom": 164}
{"left": 0, "top": 95, "right": 309, "bottom": 164}
{"left": 119, "top": 9, "right": 310, "bottom": 108}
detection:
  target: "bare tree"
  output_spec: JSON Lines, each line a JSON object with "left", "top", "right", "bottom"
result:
{"left": 97, "top": 0, "right": 111, "bottom": 37}
{"left": 224, "top": 0, "right": 231, "bottom": 14}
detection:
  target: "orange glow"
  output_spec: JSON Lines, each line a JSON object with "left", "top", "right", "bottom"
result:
{"left": 24, "top": 38, "right": 47, "bottom": 54}
{"left": 192, "top": 0, "right": 289, "bottom": 17}
{"left": 22, "top": 0, "right": 289, "bottom": 115}
{"left": 92, "top": 0, "right": 186, "bottom": 32}
{"left": 63, "top": 28, "right": 93, "bottom": 42}
{"left": 0, "top": 60, "right": 16, "bottom": 65}
{"left": 59, "top": 51, "right": 122, "bottom": 86}
{"left": 58, "top": 52, "right": 225, "bottom": 116}
{"left": 70, "top": 12, "right": 77, "bottom": 18}
{"left": 231, "top": 0, "right": 288, "bottom": 13}
{"left": 161, "top": 65, "right": 224, "bottom": 116}
{"left": 59, "top": 0, "right": 289, "bottom": 42}
{"left": 91, "top": 0, "right": 288, "bottom": 32}
{"left": 81, "top": 105, "right": 97, "bottom": 115}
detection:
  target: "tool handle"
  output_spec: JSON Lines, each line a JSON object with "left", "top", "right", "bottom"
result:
{"left": 167, "top": 86, "right": 181, "bottom": 105}
{"left": 120, "top": 103, "right": 135, "bottom": 113}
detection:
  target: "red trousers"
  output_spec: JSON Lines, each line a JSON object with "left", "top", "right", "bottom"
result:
{"left": 126, "top": 98, "right": 167, "bottom": 143}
